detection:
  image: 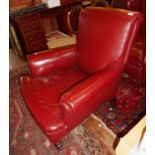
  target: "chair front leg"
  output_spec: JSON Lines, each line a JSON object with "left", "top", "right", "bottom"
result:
{"left": 54, "top": 141, "right": 63, "bottom": 150}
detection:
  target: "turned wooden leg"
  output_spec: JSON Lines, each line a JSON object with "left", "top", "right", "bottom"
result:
{"left": 54, "top": 142, "right": 63, "bottom": 150}
{"left": 109, "top": 97, "right": 117, "bottom": 110}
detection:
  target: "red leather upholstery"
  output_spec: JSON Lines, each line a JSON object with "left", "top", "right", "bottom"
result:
{"left": 20, "top": 8, "right": 142, "bottom": 145}
{"left": 27, "top": 45, "right": 77, "bottom": 76}
{"left": 125, "top": 35, "right": 146, "bottom": 80}
{"left": 112, "top": 0, "right": 146, "bottom": 81}
{"left": 77, "top": 8, "right": 141, "bottom": 73}
{"left": 20, "top": 66, "right": 87, "bottom": 143}
{"left": 125, "top": 0, "right": 146, "bottom": 81}
{"left": 60, "top": 63, "right": 124, "bottom": 129}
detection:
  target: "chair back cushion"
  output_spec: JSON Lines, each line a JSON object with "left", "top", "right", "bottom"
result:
{"left": 76, "top": 7, "right": 142, "bottom": 73}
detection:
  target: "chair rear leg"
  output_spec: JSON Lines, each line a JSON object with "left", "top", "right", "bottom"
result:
{"left": 109, "top": 97, "right": 117, "bottom": 110}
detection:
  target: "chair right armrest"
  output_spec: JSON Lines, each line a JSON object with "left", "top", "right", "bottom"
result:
{"left": 59, "top": 62, "right": 124, "bottom": 127}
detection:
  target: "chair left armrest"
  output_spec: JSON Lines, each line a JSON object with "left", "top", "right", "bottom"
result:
{"left": 27, "top": 45, "right": 77, "bottom": 76}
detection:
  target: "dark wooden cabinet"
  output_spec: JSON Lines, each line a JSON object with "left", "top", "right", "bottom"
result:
{"left": 60, "top": 0, "right": 82, "bottom": 5}
{"left": 15, "top": 13, "right": 48, "bottom": 54}
{"left": 10, "top": 0, "right": 83, "bottom": 56}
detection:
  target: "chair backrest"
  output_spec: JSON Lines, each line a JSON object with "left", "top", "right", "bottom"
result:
{"left": 76, "top": 7, "right": 143, "bottom": 73}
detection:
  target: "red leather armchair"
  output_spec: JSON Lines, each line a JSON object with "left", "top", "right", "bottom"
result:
{"left": 20, "top": 8, "right": 142, "bottom": 149}
{"left": 112, "top": 0, "right": 146, "bottom": 82}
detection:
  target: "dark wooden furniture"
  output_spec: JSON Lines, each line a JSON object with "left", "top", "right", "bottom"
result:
{"left": 10, "top": 0, "right": 83, "bottom": 56}
{"left": 15, "top": 13, "right": 48, "bottom": 54}
{"left": 66, "top": 4, "right": 83, "bottom": 35}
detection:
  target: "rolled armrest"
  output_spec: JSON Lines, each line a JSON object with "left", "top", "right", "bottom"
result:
{"left": 59, "top": 63, "right": 124, "bottom": 127}
{"left": 27, "top": 45, "right": 77, "bottom": 76}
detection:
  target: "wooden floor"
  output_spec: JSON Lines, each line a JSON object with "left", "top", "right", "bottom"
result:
{"left": 84, "top": 115, "right": 146, "bottom": 155}
{"left": 84, "top": 115, "right": 117, "bottom": 155}
{"left": 9, "top": 49, "right": 26, "bottom": 71}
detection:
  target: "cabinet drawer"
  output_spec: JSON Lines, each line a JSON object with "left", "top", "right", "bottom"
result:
{"left": 15, "top": 12, "right": 47, "bottom": 54}
{"left": 26, "top": 32, "right": 46, "bottom": 43}
{"left": 22, "top": 24, "right": 43, "bottom": 34}
{"left": 28, "top": 40, "right": 48, "bottom": 53}
{"left": 60, "top": 0, "right": 82, "bottom": 5}
{"left": 16, "top": 14, "right": 40, "bottom": 26}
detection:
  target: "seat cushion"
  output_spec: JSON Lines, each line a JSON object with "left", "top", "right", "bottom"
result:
{"left": 20, "top": 66, "right": 87, "bottom": 133}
